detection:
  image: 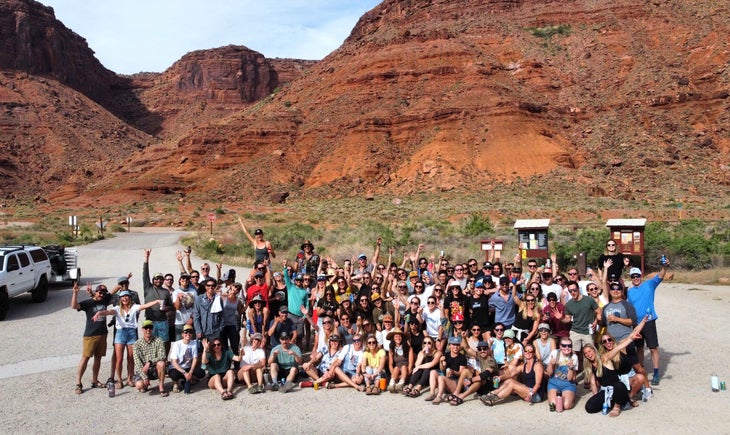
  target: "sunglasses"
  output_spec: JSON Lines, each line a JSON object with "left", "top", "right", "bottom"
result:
{"left": 602, "top": 338, "right": 614, "bottom": 344}
{"left": 212, "top": 343, "right": 222, "bottom": 347}
{"left": 471, "top": 328, "right": 481, "bottom": 332}
{"left": 477, "top": 347, "right": 489, "bottom": 351}
{"left": 323, "top": 321, "right": 333, "bottom": 324}
{"left": 607, "top": 243, "right": 616, "bottom": 247}
{"left": 427, "top": 301, "right": 436, "bottom": 305}
{"left": 560, "top": 343, "right": 573, "bottom": 348}
{"left": 367, "top": 341, "right": 377, "bottom": 344}
{"left": 568, "top": 272, "right": 578, "bottom": 275}
{"left": 494, "top": 328, "right": 504, "bottom": 332}
{"left": 190, "top": 275, "right": 199, "bottom": 279}
{"left": 205, "top": 284, "right": 215, "bottom": 287}
{"left": 528, "top": 265, "right": 537, "bottom": 268}
{"left": 353, "top": 338, "right": 362, "bottom": 342}
{"left": 630, "top": 274, "right": 642, "bottom": 279}
{"left": 142, "top": 326, "right": 153, "bottom": 330}
{"left": 524, "top": 348, "right": 534, "bottom": 353}
{"left": 397, "top": 285, "right": 407, "bottom": 289}
{"left": 423, "top": 342, "right": 433, "bottom": 346}
{"left": 182, "top": 330, "right": 193, "bottom": 334}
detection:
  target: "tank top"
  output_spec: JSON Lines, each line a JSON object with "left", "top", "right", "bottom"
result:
{"left": 254, "top": 245, "right": 269, "bottom": 262}
{"left": 535, "top": 338, "right": 552, "bottom": 366}
{"left": 222, "top": 298, "right": 240, "bottom": 327}
{"left": 522, "top": 360, "right": 538, "bottom": 389}
{"left": 594, "top": 364, "right": 621, "bottom": 387}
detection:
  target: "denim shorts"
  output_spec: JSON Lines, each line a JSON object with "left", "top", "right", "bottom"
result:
{"left": 548, "top": 377, "right": 577, "bottom": 394}
{"left": 152, "top": 320, "right": 170, "bottom": 342}
{"left": 114, "top": 327, "right": 139, "bottom": 345}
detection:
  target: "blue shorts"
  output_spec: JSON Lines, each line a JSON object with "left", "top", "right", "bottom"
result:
{"left": 114, "top": 327, "right": 138, "bottom": 345}
{"left": 152, "top": 320, "right": 170, "bottom": 342}
{"left": 548, "top": 377, "right": 577, "bottom": 394}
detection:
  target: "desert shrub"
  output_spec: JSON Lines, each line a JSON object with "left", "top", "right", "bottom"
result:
{"left": 461, "top": 213, "right": 494, "bottom": 237}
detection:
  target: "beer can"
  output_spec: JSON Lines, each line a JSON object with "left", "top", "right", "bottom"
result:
{"left": 721, "top": 381, "right": 727, "bottom": 391}
{"left": 159, "top": 299, "right": 166, "bottom": 311}
{"left": 313, "top": 382, "right": 319, "bottom": 391}
{"left": 493, "top": 376, "right": 500, "bottom": 389}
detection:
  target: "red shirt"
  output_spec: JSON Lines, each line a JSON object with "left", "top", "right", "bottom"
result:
{"left": 246, "top": 283, "right": 270, "bottom": 306}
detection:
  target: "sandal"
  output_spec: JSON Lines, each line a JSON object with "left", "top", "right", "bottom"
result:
{"left": 357, "top": 384, "right": 366, "bottom": 392}
{"left": 326, "top": 381, "right": 336, "bottom": 389}
{"left": 222, "top": 391, "right": 234, "bottom": 400}
{"left": 450, "top": 394, "right": 464, "bottom": 406}
{"left": 479, "top": 393, "right": 496, "bottom": 406}
{"left": 432, "top": 395, "right": 443, "bottom": 405}
{"left": 90, "top": 381, "right": 105, "bottom": 389}
{"left": 75, "top": 383, "right": 83, "bottom": 394}
{"left": 365, "top": 385, "right": 373, "bottom": 395}
{"left": 159, "top": 389, "right": 169, "bottom": 397}
{"left": 409, "top": 387, "right": 422, "bottom": 398}
{"left": 402, "top": 385, "right": 412, "bottom": 396}
{"left": 116, "top": 381, "right": 124, "bottom": 390}
{"left": 424, "top": 392, "right": 437, "bottom": 401}
{"left": 609, "top": 406, "right": 621, "bottom": 417}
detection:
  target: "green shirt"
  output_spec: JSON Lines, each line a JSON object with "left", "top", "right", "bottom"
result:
{"left": 271, "top": 344, "right": 302, "bottom": 370}
{"left": 565, "top": 296, "right": 598, "bottom": 335}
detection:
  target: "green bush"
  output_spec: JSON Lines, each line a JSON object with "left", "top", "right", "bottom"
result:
{"left": 461, "top": 213, "right": 494, "bottom": 237}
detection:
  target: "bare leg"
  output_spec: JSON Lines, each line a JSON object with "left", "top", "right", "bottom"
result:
{"left": 91, "top": 356, "right": 102, "bottom": 384}
{"left": 125, "top": 344, "right": 135, "bottom": 384}
{"left": 76, "top": 356, "right": 90, "bottom": 385}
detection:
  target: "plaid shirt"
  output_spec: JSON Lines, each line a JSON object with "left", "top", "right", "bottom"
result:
{"left": 133, "top": 336, "right": 166, "bottom": 379}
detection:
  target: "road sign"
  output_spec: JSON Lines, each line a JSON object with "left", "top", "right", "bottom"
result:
{"left": 208, "top": 213, "right": 216, "bottom": 222}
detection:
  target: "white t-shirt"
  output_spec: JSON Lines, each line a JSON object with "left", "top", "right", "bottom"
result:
{"left": 114, "top": 304, "right": 142, "bottom": 329}
{"left": 240, "top": 345, "right": 266, "bottom": 366}
{"left": 422, "top": 308, "right": 442, "bottom": 338}
{"left": 168, "top": 339, "right": 199, "bottom": 370}
{"left": 172, "top": 288, "right": 197, "bottom": 325}
{"left": 340, "top": 344, "right": 364, "bottom": 373}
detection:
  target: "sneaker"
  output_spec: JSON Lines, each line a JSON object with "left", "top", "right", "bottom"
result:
{"left": 271, "top": 383, "right": 280, "bottom": 392}
{"left": 388, "top": 383, "right": 396, "bottom": 393}
{"left": 257, "top": 384, "right": 266, "bottom": 394}
{"left": 651, "top": 374, "right": 660, "bottom": 386}
{"left": 282, "top": 381, "right": 294, "bottom": 393}
{"left": 643, "top": 387, "right": 653, "bottom": 401}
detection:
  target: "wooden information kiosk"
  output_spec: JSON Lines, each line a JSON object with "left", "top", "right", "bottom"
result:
{"left": 605, "top": 218, "right": 647, "bottom": 273}
{"left": 514, "top": 219, "right": 550, "bottom": 262}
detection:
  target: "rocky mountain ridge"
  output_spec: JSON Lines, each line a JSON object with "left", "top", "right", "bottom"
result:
{"left": 0, "top": 0, "right": 728, "bottom": 213}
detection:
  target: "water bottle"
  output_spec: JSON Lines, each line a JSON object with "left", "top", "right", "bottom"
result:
{"left": 646, "top": 307, "right": 653, "bottom": 321}
{"left": 660, "top": 255, "right": 668, "bottom": 266}
{"left": 183, "top": 380, "right": 191, "bottom": 394}
{"left": 555, "top": 393, "right": 564, "bottom": 413}
{"left": 545, "top": 259, "right": 551, "bottom": 269}
{"left": 602, "top": 402, "right": 609, "bottom": 415}
{"left": 107, "top": 379, "right": 115, "bottom": 398}
{"left": 712, "top": 373, "right": 720, "bottom": 392}
{"left": 246, "top": 319, "right": 252, "bottom": 335}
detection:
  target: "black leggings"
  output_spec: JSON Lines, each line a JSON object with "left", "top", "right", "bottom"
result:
{"left": 168, "top": 367, "right": 206, "bottom": 382}
{"left": 409, "top": 368, "right": 435, "bottom": 387}
{"left": 585, "top": 382, "right": 630, "bottom": 413}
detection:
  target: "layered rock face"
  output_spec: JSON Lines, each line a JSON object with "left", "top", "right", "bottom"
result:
{"left": 1, "top": 0, "right": 729, "bottom": 207}
{"left": 0, "top": 0, "right": 118, "bottom": 108}
{"left": 103, "top": 0, "right": 729, "bottom": 204}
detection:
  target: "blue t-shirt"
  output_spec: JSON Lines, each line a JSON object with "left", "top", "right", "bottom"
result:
{"left": 628, "top": 275, "right": 662, "bottom": 321}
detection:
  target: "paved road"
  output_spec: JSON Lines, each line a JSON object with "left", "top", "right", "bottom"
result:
{"left": 0, "top": 230, "right": 246, "bottom": 375}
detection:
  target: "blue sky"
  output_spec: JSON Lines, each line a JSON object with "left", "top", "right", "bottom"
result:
{"left": 41, "top": 0, "right": 381, "bottom": 74}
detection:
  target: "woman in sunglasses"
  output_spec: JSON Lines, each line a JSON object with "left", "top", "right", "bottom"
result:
{"left": 359, "top": 334, "right": 387, "bottom": 395}
{"left": 598, "top": 331, "right": 647, "bottom": 403}
{"left": 511, "top": 281, "right": 540, "bottom": 345}
{"left": 402, "top": 336, "right": 442, "bottom": 397}
{"left": 583, "top": 320, "right": 646, "bottom": 416}
{"left": 202, "top": 337, "right": 241, "bottom": 400}
{"left": 597, "top": 240, "right": 630, "bottom": 283}
{"left": 419, "top": 296, "right": 444, "bottom": 352}
{"left": 481, "top": 342, "right": 545, "bottom": 406}
{"left": 546, "top": 337, "right": 579, "bottom": 411}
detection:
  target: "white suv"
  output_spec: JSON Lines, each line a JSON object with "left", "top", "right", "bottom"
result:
{"left": 0, "top": 246, "right": 53, "bottom": 320}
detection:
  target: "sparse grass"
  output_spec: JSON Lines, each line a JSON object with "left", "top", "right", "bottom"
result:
{"left": 527, "top": 24, "right": 571, "bottom": 39}
{"left": 672, "top": 267, "right": 730, "bottom": 286}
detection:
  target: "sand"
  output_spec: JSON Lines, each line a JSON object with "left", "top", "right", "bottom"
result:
{"left": 0, "top": 230, "right": 728, "bottom": 434}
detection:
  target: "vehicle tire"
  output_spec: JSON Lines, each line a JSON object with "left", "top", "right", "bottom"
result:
{"left": 0, "top": 290, "right": 8, "bottom": 321}
{"left": 31, "top": 276, "right": 48, "bottom": 303}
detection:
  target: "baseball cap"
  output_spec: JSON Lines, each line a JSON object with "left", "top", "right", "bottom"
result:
{"left": 182, "top": 324, "right": 194, "bottom": 332}
{"left": 117, "top": 276, "right": 130, "bottom": 284}
{"left": 252, "top": 332, "right": 263, "bottom": 341}
{"left": 142, "top": 320, "right": 154, "bottom": 328}
{"left": 279, "top": 330, "right": 291, "bottom": 340}
{"left": 448, "top": 336, "right": 461, "bottom": 345}
{"left": 629, "top": 267, "right": 642, "bottom": 277}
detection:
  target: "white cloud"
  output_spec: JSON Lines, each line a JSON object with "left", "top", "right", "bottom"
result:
{"left": 41, "top": 0, "right": 380, "bottom": 74}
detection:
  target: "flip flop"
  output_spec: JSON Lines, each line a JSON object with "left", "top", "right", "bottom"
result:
{"left": 75, "top": 383, "right": 83, "bottom": 394}
{"left": 90, "top": 381, "right": 105, "bottom": 388}
{"left": 159, "top": 390, "right": 169, "bottom": 397}
{"left": 449, "top": 395, "right": 464, "bottom": 406}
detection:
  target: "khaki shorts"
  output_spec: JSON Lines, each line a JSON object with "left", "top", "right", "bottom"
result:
{"left": 82, "top": 335, "right": 107, "bottom": 358}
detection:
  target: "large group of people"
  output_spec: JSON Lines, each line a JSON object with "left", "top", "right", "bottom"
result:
{"left": 72, "top": 227, "right": 668, "bottom": 415}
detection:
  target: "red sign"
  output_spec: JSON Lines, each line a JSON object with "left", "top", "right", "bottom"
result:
{"left": 207, "top": 213, "right": 216, "bottom": 221}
